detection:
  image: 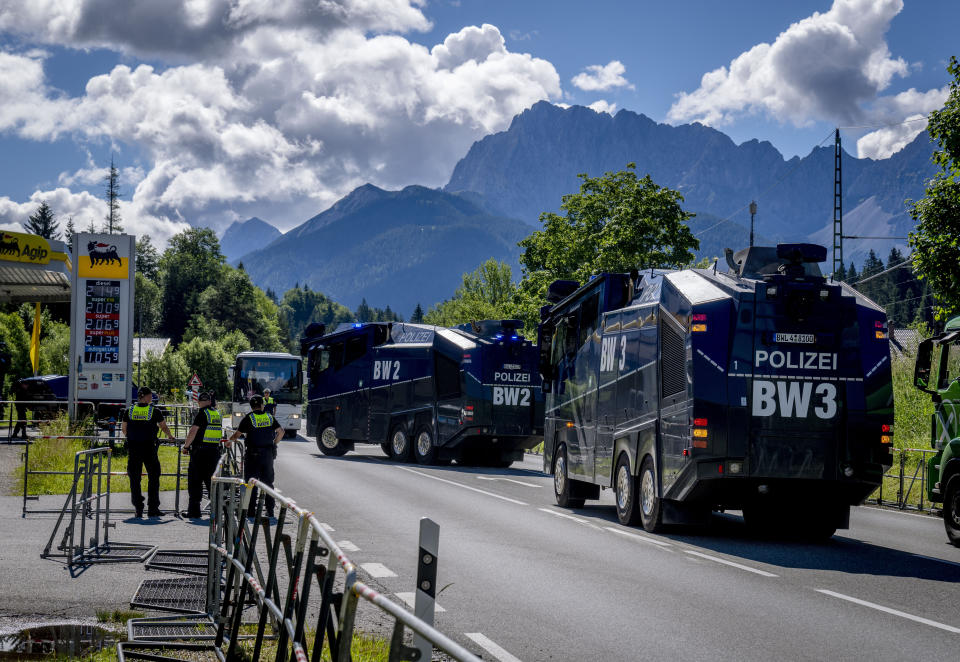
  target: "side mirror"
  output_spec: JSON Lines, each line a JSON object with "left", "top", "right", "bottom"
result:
{"left": 914, "top": 339, "right": 935, "bottom": 393}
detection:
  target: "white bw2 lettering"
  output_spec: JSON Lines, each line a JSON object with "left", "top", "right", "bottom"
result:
{"left": 373, "top": 360, "right": 400, "bottom": 380}
{"left": 493, "top": 386, "right": 531, "bottom": 407}
{"left": 752, "top": 380, "right": 837, "bottom": 419}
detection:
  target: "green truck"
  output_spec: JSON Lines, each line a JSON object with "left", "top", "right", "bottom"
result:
{"left": 914, "top": 316, "right": 960, "bottom": 546}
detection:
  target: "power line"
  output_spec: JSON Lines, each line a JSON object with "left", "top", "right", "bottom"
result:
{"left": 847, "top": 257, "right": 913, "bottom": 286}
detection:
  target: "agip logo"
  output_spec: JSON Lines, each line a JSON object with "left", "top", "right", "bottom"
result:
{"left": 0, "top": 232, "right": 51, "bottom": 265}
{"left": 78, "top": 238, "right": 129, "bottom": 278}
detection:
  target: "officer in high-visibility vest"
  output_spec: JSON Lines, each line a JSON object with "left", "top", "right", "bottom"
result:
{"left": 121, "top": 386, "right": 172, "bottom": 518}
{"left": 180, "top": 391, "right": 223, "bottom": 519}
{"left": 228, "top": 394, "right": 283, "bottom": 518}
{"left": 263, "top": 389, "right": 276, "bottom": 416}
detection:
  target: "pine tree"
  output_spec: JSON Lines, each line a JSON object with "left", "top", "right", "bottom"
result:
{"left": 65, "top": 216, "right": 76, "bottom": 253}
{"left": 103, "top": 157, "right": 123, "bottom": 234}
{"left": 411, "top": 303, "right": 424, "bottom": 323}
{"left": 355, "top": 298, "right": 372, "bottom": 323}
{"left": 23, "top": 201, "right": 59, "bottom": 239}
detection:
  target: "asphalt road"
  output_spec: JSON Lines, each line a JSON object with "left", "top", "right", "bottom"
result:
{"left": 275, "top": 435, "right": 960, "bottom": 662}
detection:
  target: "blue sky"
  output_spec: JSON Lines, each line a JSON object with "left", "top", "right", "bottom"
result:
{"left": 0, "top": 0, "right": 956, "bottom": 243}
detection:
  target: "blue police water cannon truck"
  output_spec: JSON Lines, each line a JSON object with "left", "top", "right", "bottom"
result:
{"left": 538, "top": 243, "right": 894, "bottom": 539}
{"left": 300, "top": 319, "right": 544, "bottom": 467}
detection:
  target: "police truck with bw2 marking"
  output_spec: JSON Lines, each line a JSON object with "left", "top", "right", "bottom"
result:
{"left": 300, "top": 320, "right": 543, "bottom": 466}
{"left": 538, "top": 243, "right": 894, "bottom": 538}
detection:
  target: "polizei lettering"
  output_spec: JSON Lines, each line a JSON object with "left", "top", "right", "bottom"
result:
{"left": 373, "top": 360, "right": 400, "bottom": 380}
{"left": 493, "top": 386, "right": 531, "bottom": 407}
{"left": 755, "top": 350, "right": 837, "bottom": 371}
{"left": 752, "top": 380, "right": 838, "bottom": 419}
{"left": 494, "top": 371, "right": 531, "bottom": 383}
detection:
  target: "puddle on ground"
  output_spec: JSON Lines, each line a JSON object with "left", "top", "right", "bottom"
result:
{"left": 0, "top": 624, "right": 115, "bottom": 659}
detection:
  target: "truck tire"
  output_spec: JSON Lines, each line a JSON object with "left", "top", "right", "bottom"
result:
{"left": 380, "top": 442, "right": 392, "bottom": 457}
{"left": 615, "top": 453, "right": 642, "bottom": 526}
{"left": 944, "top": 475, "right": 960, "bottom": 547}
{"left": 317, "top": 425, "right": 347, "bottom": 456}
{"left": 638, "top": 456, "right": 663, "bottom": 533}
{"left": 414, "top": 426, "right": 438, "bottom": 465}
{"left": 553, "top": 445, "right": 585, "bottom": 509}
{"left": 389, "top": 425, "right": 412, "bottom": 462}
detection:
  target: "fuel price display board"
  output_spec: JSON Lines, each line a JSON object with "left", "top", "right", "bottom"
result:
{"left": 68, "top": 233, "right": 136, "bottom": 408}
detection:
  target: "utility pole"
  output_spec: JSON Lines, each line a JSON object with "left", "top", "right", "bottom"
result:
{"left": 832, "top": 128, "right": 843, "bottom": 277}
{"left": 749, "top": 201, "right": 757, "bottom": 247}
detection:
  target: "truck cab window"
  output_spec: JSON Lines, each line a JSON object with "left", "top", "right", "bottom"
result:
{"left": 938, "top": 343, "right": 960, "bottom": 389}
{"left": 579, "top": 292, "right": 600, "bottom": 347}
{"left": 345, "top": 336, "right": 367, "bottom": 364}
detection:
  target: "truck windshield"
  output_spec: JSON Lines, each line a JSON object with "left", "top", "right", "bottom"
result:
{"left": 939, "top": 343, "right": 960, "bottom": 390}
{"left": 234, "top": 357, "right": 302, "bottom": 404}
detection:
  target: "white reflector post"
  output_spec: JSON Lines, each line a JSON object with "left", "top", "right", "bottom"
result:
{"left": 413, "top": 517, "right": 440, "bottom": 659}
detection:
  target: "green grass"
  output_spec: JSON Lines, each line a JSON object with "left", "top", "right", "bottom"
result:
{"left": 96, "top": 609, "right": 145, "bottom": 624}
{"left": 235, "top": 627, "right": 390, "bottom": 662}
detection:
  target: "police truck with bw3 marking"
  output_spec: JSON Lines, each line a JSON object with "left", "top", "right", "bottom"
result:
{"left": 538, "top": 244, "right": 894, "bottom": 539}
{"left": 300, "top": 320, "right": 543, "bottom": 466}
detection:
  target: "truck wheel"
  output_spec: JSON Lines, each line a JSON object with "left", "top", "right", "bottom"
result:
{"left": 638, "top": 456, "right": 663, "bottom": 533}
{"left": 380, "top": 442, "right": 392, "bottom": 457}
{"left": 615, "top": 454, "right": 641, "bottom": 526}
{"left": 317, "top": 425, "right": 347, "bottom": 456}
{"left": 553, "top": 445, "right": 584, "bottom": 509}
{"left": 944, "top": 475, "right": 960, "bottom": 547}
{"left": 414, "top": 426, "right": 438, "bottom": 465}
{"left": 389, "top": 425, "right": 412, "bottom": 462}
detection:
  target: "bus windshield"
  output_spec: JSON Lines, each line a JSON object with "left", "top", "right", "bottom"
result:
{"left": 233, "top": 357, "right": 302, "bottom": 404}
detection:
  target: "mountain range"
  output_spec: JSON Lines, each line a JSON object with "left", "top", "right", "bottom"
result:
{"left": 220, "top": 217, "right": 281, "bottom": 262}
{"left": 235, "top": 102, "right": 938, "bottom": 313}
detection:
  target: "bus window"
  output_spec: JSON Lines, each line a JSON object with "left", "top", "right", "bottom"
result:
{"left": 345, "top": 336, "right": 366, "bottom": 364}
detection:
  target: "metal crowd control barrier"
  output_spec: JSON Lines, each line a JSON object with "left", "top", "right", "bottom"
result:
{"left": 121, "top": 445, "right": 483, "bottom": 661}
{"left": 41, "top": 447, "right": 155, "bottom": 569}
{"left": 1, "top": 399, "right": 101, "bottom": 443}
{"left": 22, "top": 434, "right": 189, "bottom": 517}
{"left": 873, "top": 447, "right": 939, "bottom": 512}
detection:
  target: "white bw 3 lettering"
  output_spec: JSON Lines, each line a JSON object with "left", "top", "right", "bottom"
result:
{"left": 752, "top": 380, "right": 838, "bottom": 419}
{"left": 493, "top": 386, "right": 531, "bottom": 407}
{"left": 600, "top": 335, "right": 627, "bottom": 372}
{"left": 373, "top": 360, "right": 400, "bottom": 380}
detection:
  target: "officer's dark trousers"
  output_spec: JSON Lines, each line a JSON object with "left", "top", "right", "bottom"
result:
{"left": 186, "top": 444, "right": 221, "bottom": 517}
{"left": 11, "top": 404, "right": 27, "bottom": 439}
{"left": 127, "top": 442, "right": 161, "bottom": 513}
{"left": 244, "top": 446, "right": 275, "bottom": 516}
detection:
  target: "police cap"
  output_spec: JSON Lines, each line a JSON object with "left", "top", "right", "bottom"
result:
{"left": 249, "top": 394, "right": 264, "bottom": 408}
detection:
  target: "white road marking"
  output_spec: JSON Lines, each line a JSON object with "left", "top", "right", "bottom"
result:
{"left": 538, "top": 508, "right": 602, "bottom": 530}
{"left": 319, "top": 522, "right": 334, "bottom": 532}
{"left": 395, "top": 592, "right": 445, "bottom": 612}
{"left": 360, "top": 562, "right": 397, "bottom": 578}
{"left": 398, "top": 467, "right": 528, "bottom": 505}
{"left": 683, "top": 550, "right": 778, "bottom": 577}
{"left": 337, "top": 540, "right": 359, "bottom": 552}
{"left": 604, "top": 526, "right": 672, "bottom": 548}
{"left": 465, "top": 632, "right": 523, "bottom": 662}
{"left": 816, "top": 589, "right": 960, "bottom": 634}
{"left": 477, "top": 476, "right": 542, "bottom": 488}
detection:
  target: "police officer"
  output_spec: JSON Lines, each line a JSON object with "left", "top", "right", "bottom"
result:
{"left": 180, "top": 391, "right": 223, "bottom": 519}
{"left": 121, "top": 386, "right": 172, "bottom": 518}
{"left": 228, "top": 394, "right": 283, "bottom": 518}
{"left": 263, "top": 389, "right": 276, "bottom": 416}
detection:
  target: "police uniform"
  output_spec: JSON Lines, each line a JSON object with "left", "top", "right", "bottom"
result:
{"left": 184, "top": 405, "right": 223, "bottom": 518}
{"left": 237, "top": 409, "right": 281, "bottom": 516}
{"left": 122, "top": 402, "right": 165, "bottom": 516}
{"left": 263, "top": 393, "right": 276, "bottom": 416}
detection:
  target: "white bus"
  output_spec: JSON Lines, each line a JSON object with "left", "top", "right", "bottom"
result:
{"left": 230, "top": 351, "right": 303, "bottom": 438}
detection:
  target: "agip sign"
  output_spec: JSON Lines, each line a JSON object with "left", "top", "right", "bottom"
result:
{"left": 68, "top": 233, "right": 136, "bottom": 409}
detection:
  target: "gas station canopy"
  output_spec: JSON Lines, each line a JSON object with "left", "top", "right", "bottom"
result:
{"left": 0, "top": 231, "right": 72, "bottom": 303}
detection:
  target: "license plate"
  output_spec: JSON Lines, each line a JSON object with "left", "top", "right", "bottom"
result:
{"left": 775, "top": 333, "right": 815, "bottom": 344}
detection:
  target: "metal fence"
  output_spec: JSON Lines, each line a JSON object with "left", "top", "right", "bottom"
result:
{"left": 192, "top": 447, "right": 483, "bottom": 661}
{"left": 872, "top": 447, "right": 939, "bottom": 513}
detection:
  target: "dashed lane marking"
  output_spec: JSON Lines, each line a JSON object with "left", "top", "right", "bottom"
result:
{"left": 538, "top": 508, "right": 603, "bottom": 530}
{"left": 360, "top": 562, "right": 397, "bottom": 578}
{"left": 398, "top": 467, "right": 528, "bottom": 505}
{"left": 395, "top": 592, "right": 445, "bottom": 612}
{"left": 603, "top": 526, "right": 672, "bottom": 548}
{"left": 465, "top": 633, "right": 523, "bottom": 662}
{"left": 337, "top": 540, "right": 359, "bottom": 552}
{"left": 477, "top": 476, "right": 542, "bottom": 488}
{"left": 684, "top": 550, "right": 778, "bottom": 577}
{"left": 816, "top": 589, "right": 960, "bottom": 634}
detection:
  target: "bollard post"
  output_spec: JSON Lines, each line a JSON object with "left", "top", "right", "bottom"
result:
{"left": 413, "top": 517, "right": 440, "bottom": 660}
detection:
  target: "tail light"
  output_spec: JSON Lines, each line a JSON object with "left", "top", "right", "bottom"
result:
{"left": 880, "top": 423, "right": 893, "bottom": 444}
{"left": 692, "top": 418, "right": 708, "bottom": 448}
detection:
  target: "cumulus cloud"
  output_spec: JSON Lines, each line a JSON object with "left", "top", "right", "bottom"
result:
{"left": 0, "top": 2, "right": 561, "bottom": 241}
{"left": 588, "top": 100, "right": 617, "bottom": 115}
{"left": 667, "top": 0, "right": 920, "bottom": 128}
{"left": 571, "top": 60, "right": 633, "bottom": 92}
